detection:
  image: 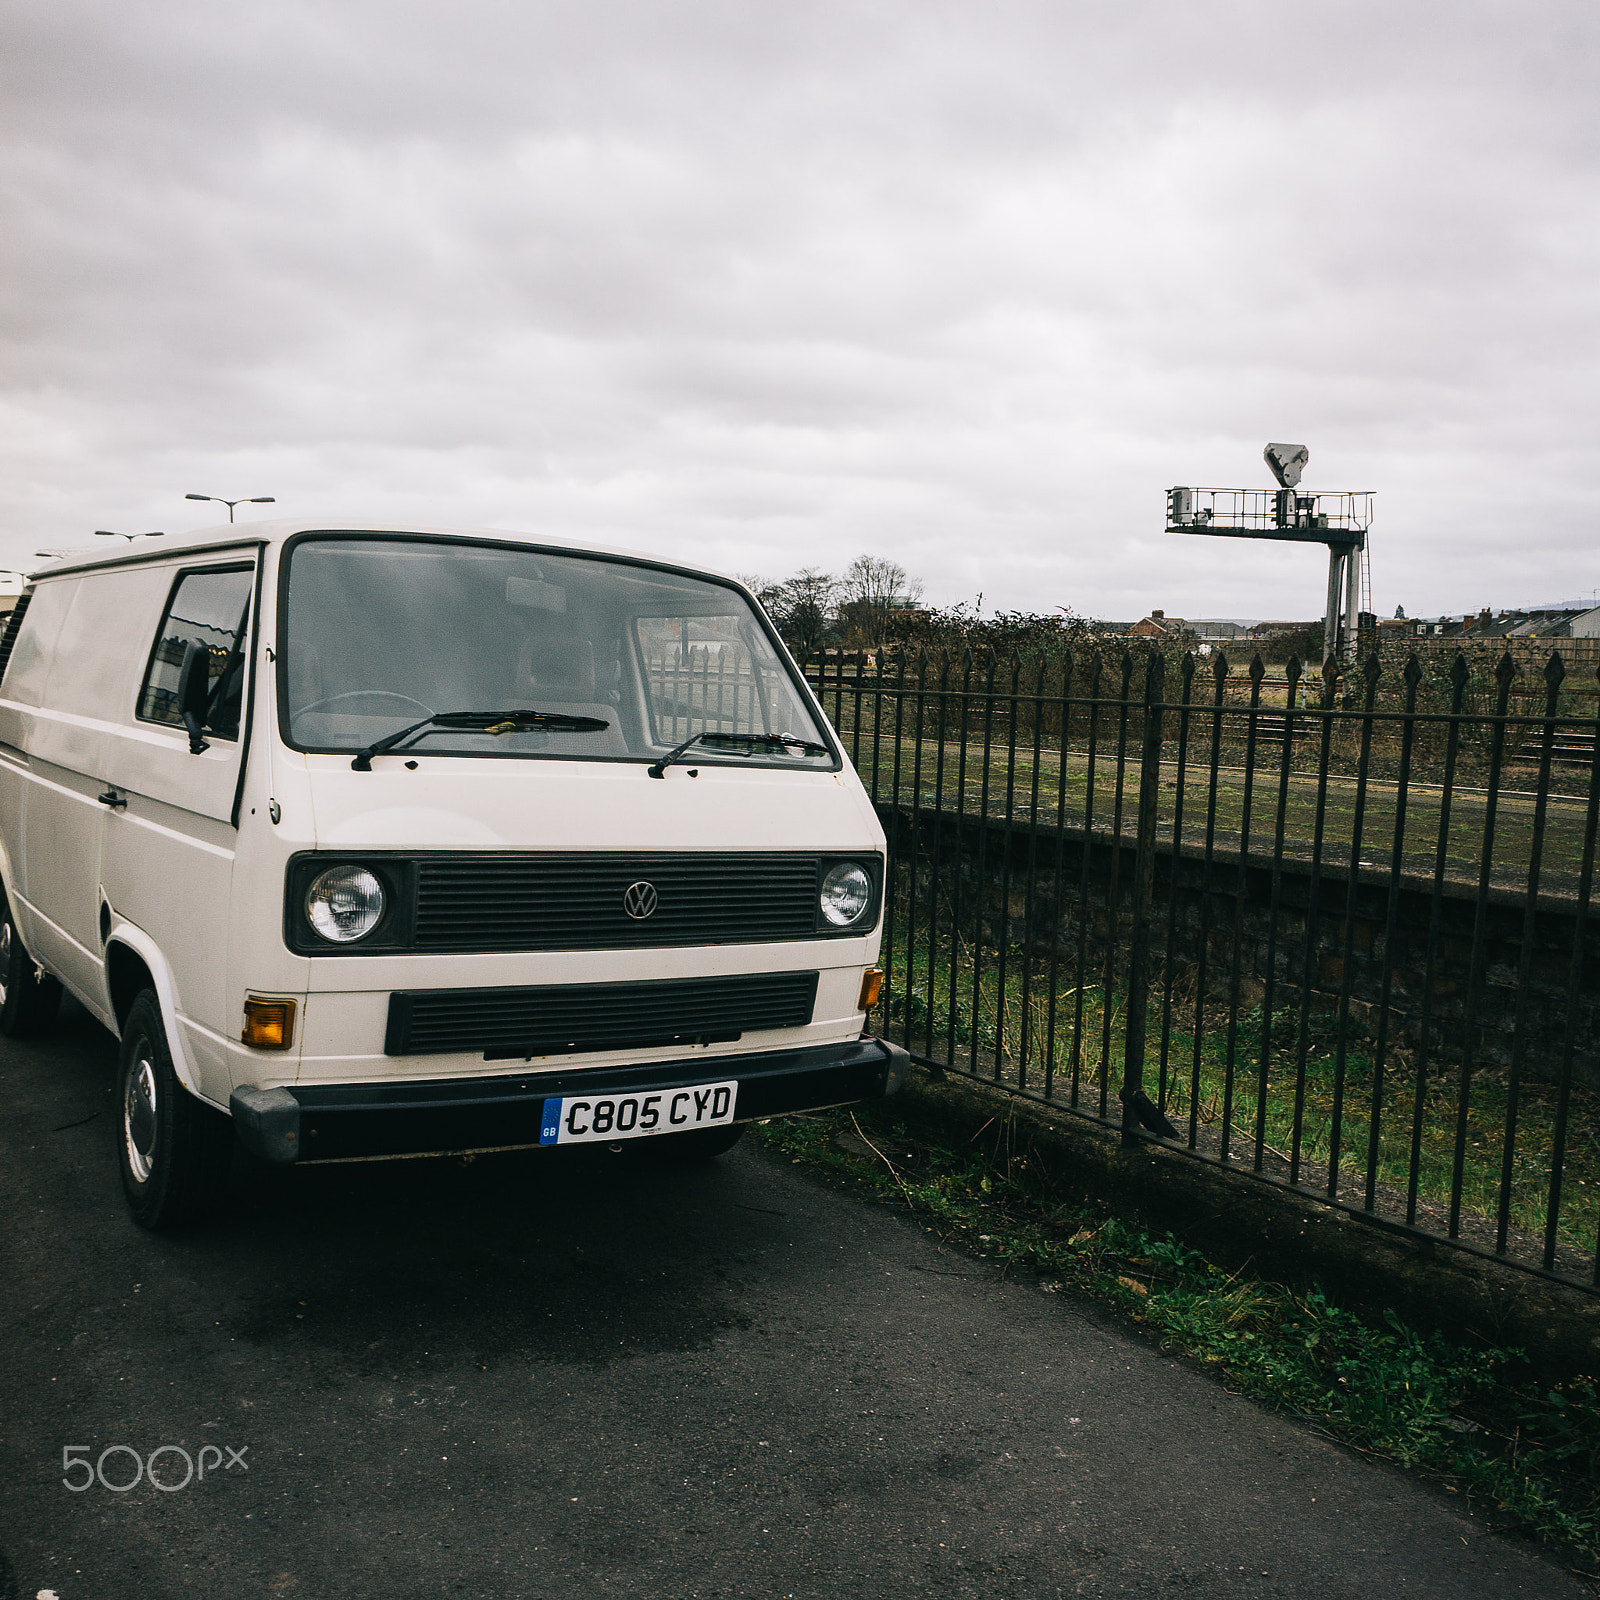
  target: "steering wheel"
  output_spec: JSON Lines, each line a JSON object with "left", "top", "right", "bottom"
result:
{"left": 295, "top": 690, "right": 434, "bottom": 717}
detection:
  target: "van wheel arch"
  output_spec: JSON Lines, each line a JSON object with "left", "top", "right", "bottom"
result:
{"left": 105, "top": 941, "right": 156, "bottom": 1033}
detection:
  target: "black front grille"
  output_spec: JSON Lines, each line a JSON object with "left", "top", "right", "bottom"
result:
{"left": 384, "top": 970, "right": 820, "bottom": 1058}
{"left": 413, "top": 853, "right": 825, "bottom": 952}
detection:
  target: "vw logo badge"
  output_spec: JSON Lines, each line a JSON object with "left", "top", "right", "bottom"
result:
{"left": 623, "top": 881, "right": 658, "bottom": 920}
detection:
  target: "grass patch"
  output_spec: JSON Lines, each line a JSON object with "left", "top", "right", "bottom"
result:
{"left": 851, "top": 732, "right": 1595, "bottom": 895}
{"left": 1163, "top": 1002, "right": 1600, "bottom": 1261}
{"left": 752, "top": 1077, "right": 1600, "bottom": 1570}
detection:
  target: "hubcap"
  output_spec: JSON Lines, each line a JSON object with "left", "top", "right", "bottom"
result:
{"left": 0, "top": 917, "right": 10, "bottom": 1007}
{"left": 124, "top": 1055, "right": 158, "bottom": 1183}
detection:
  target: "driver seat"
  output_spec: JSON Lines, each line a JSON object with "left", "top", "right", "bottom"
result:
{"left": 510, "top": 628, "right": 626, "bottom": 754}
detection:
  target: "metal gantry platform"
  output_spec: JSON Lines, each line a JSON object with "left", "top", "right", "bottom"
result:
{"left": 1166, "top": 485, "right": 1373, "bottom": 546}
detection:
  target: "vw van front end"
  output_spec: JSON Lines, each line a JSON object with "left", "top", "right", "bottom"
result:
{"left": 226, "top": 529, "right": 906, "bottom": 1167}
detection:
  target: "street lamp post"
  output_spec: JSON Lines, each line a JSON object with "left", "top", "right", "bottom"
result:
{"left": 185, "top": 494, "right": 275, "bottom": 523}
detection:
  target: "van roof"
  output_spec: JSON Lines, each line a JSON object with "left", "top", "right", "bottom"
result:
{"left": 27, "top": 520, "right": 739, "bottom": 590}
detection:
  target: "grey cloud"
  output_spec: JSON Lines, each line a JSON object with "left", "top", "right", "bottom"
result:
{"left": 2, "top": 0, "right": 1597, "bottom": 620}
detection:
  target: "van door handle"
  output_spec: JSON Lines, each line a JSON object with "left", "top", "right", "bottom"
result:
{"left": 97, "top": 790, "right": 127, "bottom": 809}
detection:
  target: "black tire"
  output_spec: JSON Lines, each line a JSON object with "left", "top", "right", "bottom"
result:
{"left": 0, "top": 893, "right": 62, "bottom": 1038}
{"left": 634, "top": 1122, "right": 745, "bottom": 1163}
{"left": 117, "top": 990, "right": 232, "bottom": 1229}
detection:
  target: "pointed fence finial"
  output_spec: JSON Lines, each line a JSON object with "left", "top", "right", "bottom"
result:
{"left": 1145, "top": 649, "right": 1166, "bottom": 699}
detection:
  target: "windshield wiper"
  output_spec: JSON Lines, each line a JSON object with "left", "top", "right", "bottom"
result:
{"left": 351, "top": 709, "right": 610, "bottom": 771}
{"left": 646, "top": 730, "right": 830, "bottom": 780}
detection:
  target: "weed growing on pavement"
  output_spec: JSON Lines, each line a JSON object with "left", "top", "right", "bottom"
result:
{"left": 752, "top": 1079, "right": 1600, "bottom": 1569}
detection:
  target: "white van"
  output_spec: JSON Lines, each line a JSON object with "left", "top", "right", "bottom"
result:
{"left": 0, "top": 522, "right": 904, "bottom": 1227}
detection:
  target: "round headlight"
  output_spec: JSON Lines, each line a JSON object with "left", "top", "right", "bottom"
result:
{"left": 820, "top": 862, "right": 872, "bottom": 927}
{"left": 306, "top": 865, "right": 386, "bottom": 943}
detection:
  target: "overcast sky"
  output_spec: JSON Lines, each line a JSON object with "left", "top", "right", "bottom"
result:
{"left": 3, "top": 1, "right": 1596, "bottom": 621}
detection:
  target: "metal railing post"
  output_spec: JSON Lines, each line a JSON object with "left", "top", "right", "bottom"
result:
{"left": 1120, "top": 649, "right": 1166, "bottom": 1146}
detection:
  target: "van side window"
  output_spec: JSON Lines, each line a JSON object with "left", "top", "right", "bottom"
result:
{"left": 0, "top": 594, "right": 32, "bottom": 687}
{"left": 136, "top": 567, "right": 254, "bottom": 740}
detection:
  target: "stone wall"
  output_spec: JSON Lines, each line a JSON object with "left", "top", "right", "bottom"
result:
{"left": 877, "top": 804, "right": 1600, "bottom": 1090}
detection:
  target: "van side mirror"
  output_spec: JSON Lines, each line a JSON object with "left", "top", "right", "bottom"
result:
{"left": 176, "top": 641, "right": 211, "bottom": 754}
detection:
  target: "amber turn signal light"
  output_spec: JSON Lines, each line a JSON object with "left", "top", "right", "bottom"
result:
{"left": 857, "top": 967, "right": 884, "bottom": 1011}
{"left": 242, "top": 996, "right": 297, "bottom": 1050}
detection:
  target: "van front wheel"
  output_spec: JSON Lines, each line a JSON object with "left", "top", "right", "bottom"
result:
{"left": 117, "top": 991, "right": 232, "bottom": 1229}
{"left": 0, "top": 899, "right": 62, "bottom": 1038}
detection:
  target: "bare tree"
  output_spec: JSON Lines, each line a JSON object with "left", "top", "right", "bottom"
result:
{"left": 759, "top": 568, "right": 840, "bottom": 657}
{"left": 837, "top": 555, "right": 924, "bottom": 649}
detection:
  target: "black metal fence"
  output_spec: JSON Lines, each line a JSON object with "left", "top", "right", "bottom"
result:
{"left": 802, "top": 645, "right": 1600, "bottom": 1294}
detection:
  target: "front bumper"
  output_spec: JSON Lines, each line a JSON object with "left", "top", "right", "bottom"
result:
{"left": 230, "top": 1035, "right": 910, "bottom": 1164}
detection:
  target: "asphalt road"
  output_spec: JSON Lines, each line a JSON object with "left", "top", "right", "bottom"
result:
{"left": 0, "top": 1004, "right": 1587, "bottom": 1600}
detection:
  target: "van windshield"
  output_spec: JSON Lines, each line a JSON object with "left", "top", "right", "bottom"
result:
{"left": 279, "top": 536, "right": 836, "bottom": 768}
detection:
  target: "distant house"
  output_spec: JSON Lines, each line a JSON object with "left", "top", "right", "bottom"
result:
{"left": 1413, "top": 607, "right": 1591, "bottom": 641}
{"left": 1128, "top": 609, "right": 1192, "bottom": 640}
{"left": 1187, "top": 619, "right": 1252, "bottom": 643}
{"left": 1248, "top": 620, "right": 1320, "bottom": 642}
{"left": 1419, "top": 611, "right": 1503, "bottom": 639}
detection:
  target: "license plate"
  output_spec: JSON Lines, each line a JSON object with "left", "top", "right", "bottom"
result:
{"left": 538, "top": 1081, "right": 739, "bottom": 1145}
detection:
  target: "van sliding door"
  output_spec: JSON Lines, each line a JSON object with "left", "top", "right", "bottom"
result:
{"left": 3, "top": 576, "right": 106, "bottom": 1003}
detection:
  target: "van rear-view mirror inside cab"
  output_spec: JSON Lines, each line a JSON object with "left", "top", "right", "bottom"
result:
{"left": 505, "top": 575, "right": 566, "bottom": 613}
